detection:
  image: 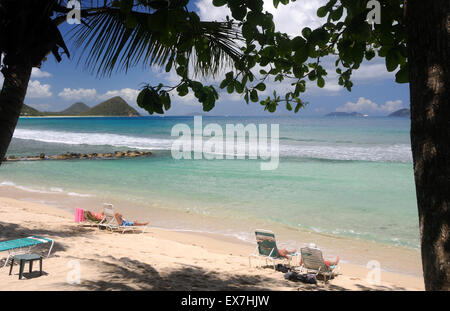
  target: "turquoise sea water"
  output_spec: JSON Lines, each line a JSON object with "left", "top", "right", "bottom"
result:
{"left": 1, "top": 116, "right": 419, "bottom": 249}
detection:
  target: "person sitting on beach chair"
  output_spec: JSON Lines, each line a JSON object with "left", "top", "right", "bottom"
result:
{"left": 278, "top": 248, "right": 297, "bottom": 259}
{"left": 299, "top": 243, "right": 340, "bottom": 271}
{"left": 114, "top": 212, "right": 149, "bottom": 227}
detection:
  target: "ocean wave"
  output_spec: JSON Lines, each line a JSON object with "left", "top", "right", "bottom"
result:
{"left": 13, "top": 128, "right": 412, "bottom": 163}
{"left": 0, "top": 181, "right": 92, "bottom": 197}
{"left": 13, "top": 129, "right": 174, "bottom": 150}
{"left": 279, "top": 144, "right": 412, "bottom": 163}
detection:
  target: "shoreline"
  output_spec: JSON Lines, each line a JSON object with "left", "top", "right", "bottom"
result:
{"left": 0, "top": 182, "right": 423, "bottom": 278}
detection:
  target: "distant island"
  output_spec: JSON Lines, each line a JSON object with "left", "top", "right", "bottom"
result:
{"left": 20, "top": 96, "right": 140, "bottom": 117}
{"left": 325, "top": 112, "right": 367, "bottom": 117}
{"left": 388, "top": 108, "right": 410, "bottom": 117}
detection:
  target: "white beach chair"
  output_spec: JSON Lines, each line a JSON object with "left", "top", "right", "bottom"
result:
{"left": 100, "top": 204, "right": 148, "bottom": 234}
{"left": 297, "top": 247, "right": 340, "bottom": 283}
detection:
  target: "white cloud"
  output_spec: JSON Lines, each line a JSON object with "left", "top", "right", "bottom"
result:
{"left": 352, "top": 63, "right": 394, "bottom": 81}
{"left": 263, "top": 0, "right": 327, "bottom": 36}
{"left": 196, "top": 0, "right": 327, "bottom": 36}
{"left": 26, "top": 80, "right": 52, "bottom": 98}
{"left": 58, "top": 88, "right": 98, "bottom": 101}
{"left": 31, "top": 68, "right": 52, "bottom": 78}
{"left": 336, "top": 97, "right": 404, "bottom": 114}
{"left": 98, "top": 88, "right": 139, "bottom": 103}
{"left": 58, "top": 87, "right": 140, "bottom": 106}
{"left": 173, "top": 92, "right": 200, "bottom": 106}
{"left": 380, "top": 100, "right": 404, "bottom": 112}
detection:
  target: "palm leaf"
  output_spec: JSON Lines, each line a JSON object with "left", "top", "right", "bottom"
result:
{"left": 68, "top": 7, "right": 243, "bottom": 78}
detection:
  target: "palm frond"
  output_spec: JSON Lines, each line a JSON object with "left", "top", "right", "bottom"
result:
{"left": 68, "top": 7, "right": 243, "bottom": 78}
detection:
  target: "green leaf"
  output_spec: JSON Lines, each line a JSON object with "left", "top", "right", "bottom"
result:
{"left": 395, "top": 65, "right": 409, "bottom": 83}
{"left": 219, "top": 79, "right": 229, "bottom": 89}
{"left": 232, "top": 6, "right": 247, "bottom": 21}
{"left": 317, "top": 6, "right": 328, "bottom": 18}
{"left": 120, "top": 0, "right": 133, "bottom": 13}
{"left": 177, "top": 84, "right": 189, "bottom": 97}
{"left": 294, "top": 49, "right": 308, "bottom": 64}
{"left": 255, "top": 83, "right": 266, "bottom": 91}
{"left": 250, "top": 89, "right": 258, "bottom": 102}
{"left": 291, "top": 36, "right": 307, "bottom": 51}
{"left": 286, "top": 102, "right": 292, "bottom": 111}
{"left": 301, "top": 27, "right": 312, "bottom": 39}
{"left": 161, "top": 93, "right": 171, "bottom": 111}
{"left": 317, "top": 77, "right": 325, "bottom": 88}
{"left": 386, "top": 49, "right": 401, "bottom": 72}
{"left": 212, "top": 0, "right": 228, "bottom": 7}
{"left": 165, "top": 57, "right": 174, "bottom": 73}
{"left": 227, "top": 83, "right": 235, "bottom": 94}
{"left": 365, "top": 49, "right": 376, "bottom": 61}
{"left": 295, "top": 81, "right": 306, "bottom": 94}
{"left": 330, "top": 6, "right": 343, "bottom": 21}
{"left": 137, "top": 88, "right": 150, "bottom": 109}
{"left": 125, "top": 15, "right": 137, "bottom": 29}
{"left": 235, "top": 81, "right": 244, "bottom": 93}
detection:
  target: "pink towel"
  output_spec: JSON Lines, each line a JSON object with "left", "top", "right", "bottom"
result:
{"left": 75, "top": 208, "right": 84, "bottom": 222}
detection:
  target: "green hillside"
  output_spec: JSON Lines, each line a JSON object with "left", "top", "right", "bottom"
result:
{"left": 20, "top": 104, "right": 44, "bottom": 116}
{"left": 60, "top": 102, "right": 91, "bottom": 115}
{"left": 388, "top": 108, "right": 410, "bottom": 117}
{"left": 80, "top": 96, "right": 140, "bottom": 116}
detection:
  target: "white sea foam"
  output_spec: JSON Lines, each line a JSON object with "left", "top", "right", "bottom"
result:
{"left": 13, "top": 129, "right": 412, "bottom": 162}
{"left": 0, "top": 181, "right": 92, "bottom": 197}
{"left": 13, "top": 129, "right": 174, "bottom": 150}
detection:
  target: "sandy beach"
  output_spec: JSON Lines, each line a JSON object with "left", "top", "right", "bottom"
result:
{"left": 0, "top": 196, "right": 424, "bottom": 291}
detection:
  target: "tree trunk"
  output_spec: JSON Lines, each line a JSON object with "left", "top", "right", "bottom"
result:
{"left": 406, "top": 1, "right": 450, "bottom": 290}
{"left": 0, "top": 63, "right": 32, "bottom": 165}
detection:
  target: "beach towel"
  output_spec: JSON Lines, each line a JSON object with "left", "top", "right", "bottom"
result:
{"left": 75, "top": 208, "right": 85, "bottom": 223}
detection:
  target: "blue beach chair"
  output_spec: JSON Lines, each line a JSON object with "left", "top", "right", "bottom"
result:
{"left": 0, "top": 236, "right": 54, "bottom": 267}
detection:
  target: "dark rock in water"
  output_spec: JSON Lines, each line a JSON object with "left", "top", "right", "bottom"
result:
{"left": 6, "top": 150, "right": 152, "bottom": 162}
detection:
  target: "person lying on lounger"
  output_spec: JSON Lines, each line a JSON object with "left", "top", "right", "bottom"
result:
{"left": 114, "top": 212, "right": 149, "bottom": 227}
{"left": 84, "top": 210, "right": 104, "bottom": 222}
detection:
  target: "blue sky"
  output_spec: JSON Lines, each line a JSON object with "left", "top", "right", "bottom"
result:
{"left": 1, "top": 0, "right": 410, "bottom": 116}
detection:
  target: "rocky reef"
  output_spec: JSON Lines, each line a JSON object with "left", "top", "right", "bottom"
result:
{"left": 4, "top": 150, "right": 152, "bottom": 162}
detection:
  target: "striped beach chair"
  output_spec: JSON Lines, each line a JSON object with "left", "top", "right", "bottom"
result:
{"left": 298, "top": 247, "right": 340, "bottom": 283}
{"left": 248, "top": 229, "right": 297, "bottom": 269}
{"left": 0, "top": 236, "right": 54, "bottom": 267}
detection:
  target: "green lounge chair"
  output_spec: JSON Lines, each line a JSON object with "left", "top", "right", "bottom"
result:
{"left": 298, "top": 247, "right": 340, "bottom": 283}
{"left": 248, "top": 229, "right": 297, "bottom": 269}
{"left": 0, "top": 236, "right": 54, "bottom": 267}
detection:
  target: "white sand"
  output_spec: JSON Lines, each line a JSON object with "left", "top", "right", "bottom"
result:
{"left": 0, "top": 197, "right": 424, "bottom": 291}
